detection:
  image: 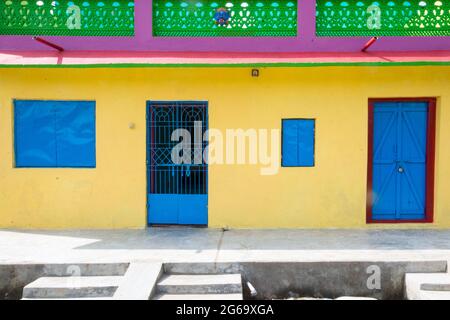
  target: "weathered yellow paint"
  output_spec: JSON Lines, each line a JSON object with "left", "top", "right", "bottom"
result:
{"left": 0, "top": 66, "right": 449, "bottom": 229}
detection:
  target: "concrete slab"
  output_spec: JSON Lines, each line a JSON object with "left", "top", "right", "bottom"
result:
{"left": 21, "top": 263, "right": 161, "bottom": 300}
{"left": 405, "top": 273, "right": 450, "bottom": 300}
{"left": 113, "top": 262, "right": 162, "bottom": 300}
{"left": 154, "top": 293, "right": 243, "bottom": 300}
{"left": 23, "top": 276, "right": 123, "bottom": 298}
{"left": 21, "top": 297, "right": 113, "bottom": 300}
{"left": 335, "top": 296, "right": 377, "bottom": 300}
{"left": 1, "top": 228, "right": 450, "bottom": 264}
{"left": 24, "top": 276, "right": 123, "bottom": 288}
{"left": 158, "top": 274, "right": 242, "bottom": 286}
{"left": 157, "top": 274, "right": 242, "bottom": 294}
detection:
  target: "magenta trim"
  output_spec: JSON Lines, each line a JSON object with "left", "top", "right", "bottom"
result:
{"left": 0, "top": 1, "right": 449, "bottom": 52}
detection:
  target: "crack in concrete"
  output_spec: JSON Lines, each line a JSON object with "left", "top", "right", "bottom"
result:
{"left": 213, "top": 229, "right": 226, "bottom": 271}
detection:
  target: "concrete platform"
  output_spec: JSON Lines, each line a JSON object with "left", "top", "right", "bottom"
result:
{"left": 1, "top": 228, "right": 450, "bottom": 264}
{"left": 1, "top": 228, "right": 450, "bottom": 300}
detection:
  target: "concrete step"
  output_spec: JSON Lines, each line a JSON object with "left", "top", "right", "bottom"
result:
{"left": 334, "top": 296, "right": 377, "bottom": 300}
{"left": 164, "top": 262, "right": 241, "bottom": 275}
{"left": 154, "top": 293, "right": 243, "bottom": 300}
{"left": 157, "top": 274, "right": 242, "bottom": 295}
{"left": 42, "top": 263, "right": 129, "bottom": 277}
{"left": 405, "top": 273, "right": 450, "bottom": 300}
{"left": 22, "top": 297, "right": 113, "bottom": 300}
{"left": 23, "top": 276, "right": 123, "bottom": 299}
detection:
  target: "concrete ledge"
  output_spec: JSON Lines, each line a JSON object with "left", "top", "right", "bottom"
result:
{"left": 157, "top": 274, "right": 242, "bottom": 295}
{"left": 154, "top": 293, "right": 243, "bottom": 300}
{"left": 405, "top": 273, "right": 450, "bottom": 300}
{"left": 166, "top": 261, "right": 448, "bottom": 299}
{"left": 23, "top": 276, "right": 123, "bottom": 299}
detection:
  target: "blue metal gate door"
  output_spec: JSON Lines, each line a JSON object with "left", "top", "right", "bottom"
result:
{"left": 372, "top": 101, "right": 428, "bottom": 220}
{"left": 147, "top": 101, "right": 208, "bottom": 225}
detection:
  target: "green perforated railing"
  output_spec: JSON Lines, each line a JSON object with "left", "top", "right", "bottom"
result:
{"left": 152, "top": 0, "right": 298, "bottom": 37}
{"left": 0, "top": 0, "right": 134, "bottom": 36}
{"left": 316, "top": 0, "right": 450, "bottom": 36}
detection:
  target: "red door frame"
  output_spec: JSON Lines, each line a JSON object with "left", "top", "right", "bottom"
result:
{"left": 367, "top": 98, "right": 436, "bottom": 223}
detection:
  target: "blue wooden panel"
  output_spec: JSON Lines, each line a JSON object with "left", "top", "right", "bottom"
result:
{"left": 298, "top": 120, "right": 315, "bottom": 166}
{"left": 14, "top": 100, "right": 57, "bottom": 167}
{"left": 372, "top": 103, "right": 398, "bottom": 219}
{"left": 56, "top": 101, "right": 96, "bottom": 167}
{"left": 177, "top": 195, "right": 208, "bottom": 225}
{"left": 282, "top": 119, "right": 315, "bottom": 167}
{"left": 372, "top": 102, "right": 427, "bottom": 221}
{"left": 398, "top": 102, "right": 427, "bottom": 218}
{"left": 148, "top": 194, "right": 179, "bottom": 224}
{"left": 282, "top": 120, "right": 299, "bottom": 166}
{"left": 148, "top": 194, "right": 207, "bottom": 225}
{"left": 14, "top": 100, "right": 96, "bottom": 168}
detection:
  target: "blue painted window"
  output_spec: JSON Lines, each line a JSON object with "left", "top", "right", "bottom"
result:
{"left": 14, "top": 100, "right": 96, "bottom": 168}
{"left": 282, "top": 119, "right": 315, "bottom": 167}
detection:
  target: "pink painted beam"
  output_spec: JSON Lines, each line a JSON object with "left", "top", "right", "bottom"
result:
{"left": 0, "top": 1, "right": 448, "bottom": 53}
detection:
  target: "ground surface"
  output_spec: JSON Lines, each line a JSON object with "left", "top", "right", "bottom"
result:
{"left": 1, "top": 228, "right": 450, "bottom": 264}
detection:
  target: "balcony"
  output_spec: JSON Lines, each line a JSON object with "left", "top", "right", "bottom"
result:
{"left": 0, "top": 1, "right": 449, "bottom": 56}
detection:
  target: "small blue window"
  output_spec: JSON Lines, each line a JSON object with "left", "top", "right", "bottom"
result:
{"left": 282, "top": 119, "right": 315, "bottom": 167}
{"left": 14, "top": 100, "right": 96, "bottom": 168}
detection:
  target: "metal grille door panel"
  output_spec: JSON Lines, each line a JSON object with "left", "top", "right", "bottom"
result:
{"left": 147, "top": 101, "right": 208, "bottom": 225}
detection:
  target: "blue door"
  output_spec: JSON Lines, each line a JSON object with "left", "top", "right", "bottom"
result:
{"left": 372, "top": 101, "right": 429, "bottom": 220}
{"left": 147, "top": 101, "right": 208, "bottom": 225}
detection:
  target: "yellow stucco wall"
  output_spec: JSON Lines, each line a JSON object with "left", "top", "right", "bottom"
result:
{"left": 0, "top": 66, "right": 449, "bottom": 229}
